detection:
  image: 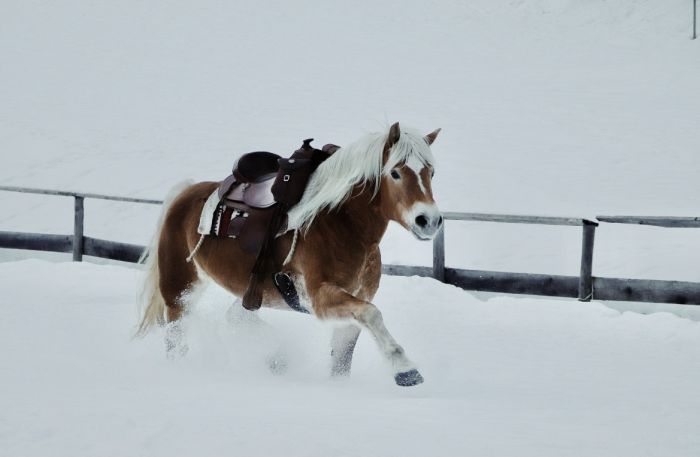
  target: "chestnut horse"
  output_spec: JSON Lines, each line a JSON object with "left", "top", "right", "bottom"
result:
{"left": 136, "top": 122, "right": 442, "bottom": 386}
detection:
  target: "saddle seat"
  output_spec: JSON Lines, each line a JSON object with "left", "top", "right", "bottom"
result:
{"left": 217, "top": 151, "right": 281, "bottom": 208}
{"left": 225, "top": 174, "right": 277, "bottom": 208}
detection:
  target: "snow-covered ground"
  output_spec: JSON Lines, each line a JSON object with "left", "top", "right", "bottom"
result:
{"left": 2, "top": 259, "right": 700, "bottom": 457}
{"left": 1, "top": 1, "right": 699, "bottom": 455}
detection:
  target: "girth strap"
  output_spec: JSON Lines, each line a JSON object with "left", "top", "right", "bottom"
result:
{"left": 241, "top": 138, "right": 335, "bottom": 310}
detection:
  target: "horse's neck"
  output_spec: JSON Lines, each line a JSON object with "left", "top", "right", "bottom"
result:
{"left": 314, "top": 185, "right": 389, "bottom": 248}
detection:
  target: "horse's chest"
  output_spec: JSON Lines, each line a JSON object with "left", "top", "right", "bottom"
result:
{"left": 353, "top": 248, "right": 382, "bottom": 300}
{"left": 310, "top": 248, "right": 381, "bottom": 299}
{"left": 282, "top": 244, "right": 381, "bottom": 314}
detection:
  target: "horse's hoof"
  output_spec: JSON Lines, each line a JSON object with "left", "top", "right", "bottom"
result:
{"left": 394, "top": 369, "right": 424, "bottom": 386}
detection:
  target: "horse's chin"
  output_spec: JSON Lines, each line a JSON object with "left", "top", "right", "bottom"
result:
{"left": 409, "top": 227, "right": 436, "bottom": 241}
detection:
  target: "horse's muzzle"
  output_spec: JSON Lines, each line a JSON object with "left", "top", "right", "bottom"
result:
{"left": 411, "top": 211, "right": 443, "bottom": 240}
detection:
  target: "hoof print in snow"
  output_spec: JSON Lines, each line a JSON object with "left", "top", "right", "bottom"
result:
{"left": 266, "top": 354, "right": 288, "bottom": 375}
{"left": 394, "top": 369, "right": 424, "bottom": 387}
{"left": 165, "top": 343, "right": 189, "bottom": 360}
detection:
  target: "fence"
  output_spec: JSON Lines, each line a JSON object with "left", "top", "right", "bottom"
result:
{"left": 1, "top": 185, "right": 700, "bottom": 305}
{"left": 0, "top": 186, "right": 158, "bottom": 263}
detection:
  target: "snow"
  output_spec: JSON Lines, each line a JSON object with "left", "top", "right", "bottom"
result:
{"left": 1, "top": 1, "right": 700, "bottom": 455}
{"left": 2, "top": 259, "right": 700, "bottom": 456}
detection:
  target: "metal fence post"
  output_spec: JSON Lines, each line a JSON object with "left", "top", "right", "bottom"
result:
{"left": 432, "top": 224, "right": 445, "bottom": 282}
{"left": 578, "top": 221, "right": 596, "bottom": 301}
{"left": 73, "top": 196, "right": 84, "bottom": 261}
{"left": 694, "top": 0, "right": 697, "bottom": 39}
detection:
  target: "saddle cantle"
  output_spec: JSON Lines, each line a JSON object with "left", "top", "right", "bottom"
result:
{"left": 214, "top": 139, "right": 338, "bottom": 310}
{"left": 217, "top": 151, "right": 280, "bottom": 202}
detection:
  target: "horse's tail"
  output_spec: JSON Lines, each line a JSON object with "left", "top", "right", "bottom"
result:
{"left": 134, "top": 181, "right": 192, "bottom": 338}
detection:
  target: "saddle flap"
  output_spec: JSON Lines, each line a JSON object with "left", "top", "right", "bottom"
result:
{"left": 223, "top": 203, "right": 278, "bottom": 254}
{"left": 225, "top": 174, "right": 277, "bottom": 208}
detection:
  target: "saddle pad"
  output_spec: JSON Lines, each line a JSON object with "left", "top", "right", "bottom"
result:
{"left": 197, "top": 191, "right": 221, "bottom": 236}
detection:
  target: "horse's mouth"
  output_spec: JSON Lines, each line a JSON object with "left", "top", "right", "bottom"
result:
{"left": 410, "top": 227, "right": 436, "bottom": 241}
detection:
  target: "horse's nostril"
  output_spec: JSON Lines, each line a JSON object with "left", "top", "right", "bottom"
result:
{"left": 415, "top": 215, "right": 428, "bottom": 228}
{"left": 437, "top": 215, "right": 444, "bottom": 227}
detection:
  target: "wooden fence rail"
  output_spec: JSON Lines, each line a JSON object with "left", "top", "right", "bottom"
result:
{"left": 0, "top": 185, "right": 161, "bottom": 263}
{"left": 425, "top": 214, "right": 599, "bottom": 301}
{"left": 596, "top": 215, "right": 700, "bottom": 228}
{"left": 1, "top": 185, "right": 700, "bottom": 305}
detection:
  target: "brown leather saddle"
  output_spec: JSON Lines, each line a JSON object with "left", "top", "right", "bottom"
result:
{"left": 216, "top": 152, "right": 284, "bottom": 254}
{"left": 215, "top": 139, "right": 339, "bottom": 310}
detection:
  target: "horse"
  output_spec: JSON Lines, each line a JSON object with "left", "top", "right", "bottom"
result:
{"left": 136, "top": 122, "right": 443, "bottom": 386}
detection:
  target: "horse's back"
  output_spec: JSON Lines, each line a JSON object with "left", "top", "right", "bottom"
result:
{"left": 164, "top": 181, "right": 217, "bottom": 243}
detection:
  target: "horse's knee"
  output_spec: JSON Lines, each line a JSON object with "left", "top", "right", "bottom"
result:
{"left": 161, "top": 284, "right": 191, "bottom": 323}
{"left": 355, "top": 304, "right": 383, "bottom": 328}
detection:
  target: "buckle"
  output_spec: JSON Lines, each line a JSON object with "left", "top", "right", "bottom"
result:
{"left": 274, "top": 272, "right": 290, "bottom": 288}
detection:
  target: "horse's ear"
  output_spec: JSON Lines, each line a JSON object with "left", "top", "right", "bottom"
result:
{"left": 425, "top": 128, "right": 441, "bottom": 145}
{"left": 387, "top": 122, "right": 401, "bottom": 149}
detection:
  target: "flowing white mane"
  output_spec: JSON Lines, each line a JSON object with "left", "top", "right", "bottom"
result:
{"left": 286, "top": 125, "right": 435, "bottom": 232}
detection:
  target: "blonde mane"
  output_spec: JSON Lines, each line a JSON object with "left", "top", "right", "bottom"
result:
{"left": 286, "top": 125, "right": 435, "bottom": 232}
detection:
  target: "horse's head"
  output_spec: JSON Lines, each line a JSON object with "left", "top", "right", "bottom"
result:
{"left": 380, "top": 122, "right": 442, "bottom": 240}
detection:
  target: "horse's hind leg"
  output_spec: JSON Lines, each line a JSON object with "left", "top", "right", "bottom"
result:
{"left": 225, "top": 299, "right": 289, "bottom": 374}
{"left": 330, "top": 325, "right": 361, "bottom": 377}
{"left": 159, "top": 231, "right": 200, "bottom": 358}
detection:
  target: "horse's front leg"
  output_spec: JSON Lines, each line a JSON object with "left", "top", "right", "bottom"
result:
{"left": 330, "top": 325, "right": 361, "bottom": 377}
{"left": 314, "top": 283, "right": 423, "bottom": 386}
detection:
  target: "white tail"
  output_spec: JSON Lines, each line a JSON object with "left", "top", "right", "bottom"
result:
{"left": 134, "top": 181, "right": 192, "bottom": 338}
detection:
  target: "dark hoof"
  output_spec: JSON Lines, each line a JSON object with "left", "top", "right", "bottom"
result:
{"left": 394, "top": 369, "right": 424, "bottom": 387}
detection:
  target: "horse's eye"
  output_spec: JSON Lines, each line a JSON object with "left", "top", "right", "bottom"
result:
{"left": 431, "top": 169, "right": 435, "bottom": 178}
{"left": 390, "top": 170, "right": 400, "bottom": 180}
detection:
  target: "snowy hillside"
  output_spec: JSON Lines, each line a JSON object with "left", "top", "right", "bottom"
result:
{"left": 1, "top": 0, "right": 699, "bottom": 281}
{"left": 2, "top": 260, "right": 700, "bottom": 457}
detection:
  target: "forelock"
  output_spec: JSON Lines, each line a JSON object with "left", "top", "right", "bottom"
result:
{"left": 383, "top": 127, "right": 435, "bottom": 174}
